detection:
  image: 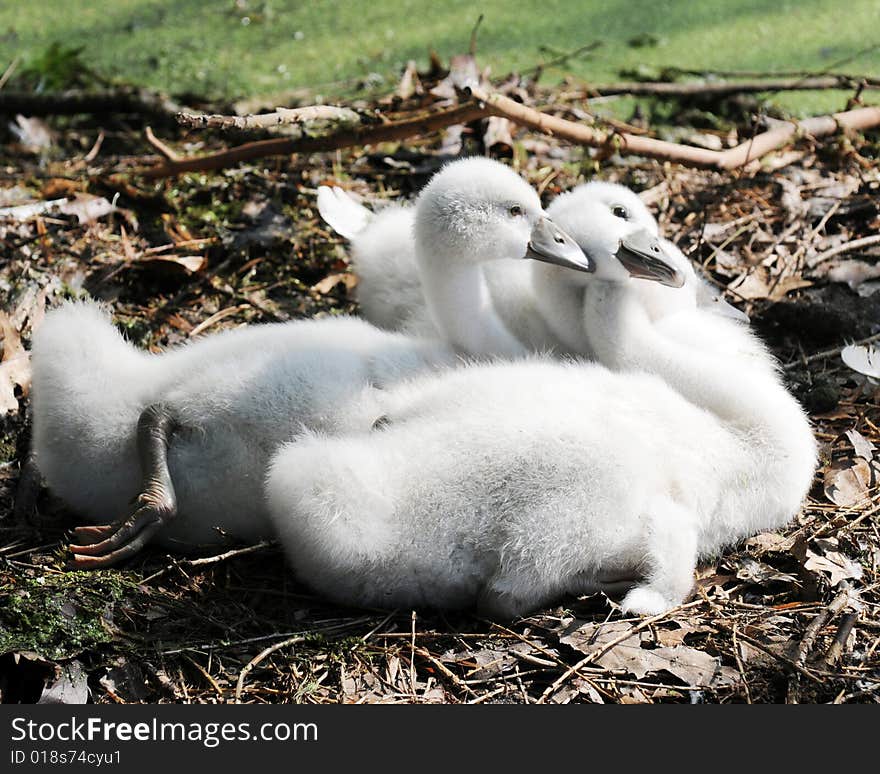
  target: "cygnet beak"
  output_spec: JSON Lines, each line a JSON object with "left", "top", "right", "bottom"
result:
{"left": 698, "top": 284, "right": 751, "bottom": 323}
{"left": 616, "top": 230, "right": 685, "bottom": 288}
{"left": 525, "top": 217, "right": 594, "bottom": 273}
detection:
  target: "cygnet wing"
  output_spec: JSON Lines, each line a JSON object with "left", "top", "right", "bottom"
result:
{"left": 317, "top": 186, "right": 372, "bottom": 240}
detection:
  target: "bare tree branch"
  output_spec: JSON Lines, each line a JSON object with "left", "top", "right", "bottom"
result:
{"left": 176, "top": 105, "right": 362, "bottom": 131}
{"left": 467, "top": 86, "right": 880, "bottom": 171}
{"left": 138, "top": 101, "right": 487, "bottom": 178}
{"left": 138, "top": 85, "right": 880, "bottom": 178}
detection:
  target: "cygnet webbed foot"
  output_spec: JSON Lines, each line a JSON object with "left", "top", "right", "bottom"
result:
{"left": 68, "top": 404, "right": 178, "bottom": 568}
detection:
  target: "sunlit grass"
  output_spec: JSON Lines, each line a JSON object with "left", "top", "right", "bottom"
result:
{"left": 2, "top": 0, "right": 879, "bottom": 115}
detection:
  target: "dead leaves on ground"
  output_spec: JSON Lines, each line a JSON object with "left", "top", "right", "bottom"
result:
{"left": 823, "top": 428, "right": 879, "bottom": 508}
{"left": 559, "top": 618, "right": 739, "bottom": 689}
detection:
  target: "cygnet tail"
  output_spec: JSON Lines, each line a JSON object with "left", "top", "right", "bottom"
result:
{"left": 317, "top": 186, "right": 372, "bottom": 240}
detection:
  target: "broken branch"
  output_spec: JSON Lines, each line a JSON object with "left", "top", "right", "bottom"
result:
{"left": 467, "top": 86, "right": 880, "bottom": 171}
{"left": 176, "top": 104, "right": 362, "bottom": 131}
{"left": 139, "top": 84, "right": 880, "bottom": 178}
{"left": 139, "top": 100, "right": 487, "bottom": 178}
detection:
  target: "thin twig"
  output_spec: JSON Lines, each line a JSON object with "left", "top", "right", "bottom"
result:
{"left": 808, "top": 233, "right": 880, "bottom": 268}
{"left": 145, "top": 126, "right": 181, "bottom": 161}
{"left": 794, "top": 584, "right": 853, "bottom": 668}
{"left": 583, "top": 76, "right": 877, "bottom": 98}
{"left": 235, "top": 635, "right": 305, "bottom": 702}
{"left": 712, "top": 621, "right": 824, "bottom": 685}
{"left": 783, "top": 332, "right": 880, "bottom": 371}
{"left": 140, "top": 539, "right": 277, "bottom": 584}
{"left": 822, "top": 612, "right": 860, "bottom": 667}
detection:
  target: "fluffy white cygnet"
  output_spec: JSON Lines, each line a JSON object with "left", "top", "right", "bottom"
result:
{"left": 31, "top": 303, "right": 455, "bottom": 562}
{"left": 264, "top": 216, "right": 815, "bottom": 617}
{"left": 30, "top": 159, "right": 585, "bottom": 566}
{"left": 319, "top": 157, "right": 592, "bottom": 356}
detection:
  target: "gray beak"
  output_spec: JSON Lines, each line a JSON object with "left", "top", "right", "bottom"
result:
{"left": 525, "top": 217, "right": 593, "bottom": 273}
{"left": 616, "top": 230, "right": 685, "bottom": 288}
{"left": 697, "top": 283, "right": 750, "bottom": 323}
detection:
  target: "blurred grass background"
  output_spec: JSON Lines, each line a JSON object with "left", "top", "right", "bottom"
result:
{"left": 2, "top": 0, "right": 879, "bottom": 114}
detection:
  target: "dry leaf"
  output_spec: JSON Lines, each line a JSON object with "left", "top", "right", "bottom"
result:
{"left": 312, "top": 272, "right": 358, "bottom": 294}
{"left": 559, "top": 621, "right": 738, "bottom": 687}
{"left": 41, "top": 178, "right": 83, "bottom": 199}
{"left": 430, "top": 53, "right": 480, "bottom": 99}
{"left": 483, "top": 116, "right": 515, "bottom": 152}
{"left": 728, "top": 271, "right": 811, "bottom": 301}
{"left": 60, "top": 193, "right": 116, "bottom": 224}
{"left": 38, "top": 660, "right": 89, "bottom": 705}
{"left": 804, "top": 541, "right": 863, "bottom": 586}
{"left": 10, "top": 114, "right": 53, "bottom": 152}
{"left": 745, "top": 532, "right": 796, "bottom": 553}
{"left": 397, "top": 60, "right": 422, "bottom": 100}
{"left": 141, "top": 254, "right": 207, "bottom": 274}
{"left": 0, "top": 310, "right": 31, "bottom": 414}
{"left": 845, "top": 428, "right": 876, "bottom": 461}
{"left": 733, "top": 556, "right": 800, "bottom": 586}
{"left": 824, "top": 456, "right": 874, "bottom": 506}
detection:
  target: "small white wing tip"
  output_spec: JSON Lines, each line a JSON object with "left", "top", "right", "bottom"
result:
{"left": 316, "top": 186, "right": 371, "bottom": 240}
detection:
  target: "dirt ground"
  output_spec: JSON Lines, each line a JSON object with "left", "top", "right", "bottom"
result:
{"left": 1, "top": 73, "right": 879, "bottom": 704}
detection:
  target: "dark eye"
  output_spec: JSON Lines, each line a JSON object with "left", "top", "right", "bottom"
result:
{"left": 611, "top": 205, "right": 629, "bottom": 219}
{"left": 509, "top": 204, "right": 525, "bottom": 217}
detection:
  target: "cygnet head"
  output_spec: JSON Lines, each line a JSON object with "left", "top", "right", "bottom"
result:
{"left": 547, "top": 181, "right": 684, "bottom": 288}
{"left": 414, "top": 157, "right": 590, "bottom": 273}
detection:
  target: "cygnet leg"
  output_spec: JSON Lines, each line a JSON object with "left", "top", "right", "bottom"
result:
{"left": 68, "top": 404, "right": 178, "bottom": 568}
{"left": 619, "top": 498, "right": 697, "bottom": 616}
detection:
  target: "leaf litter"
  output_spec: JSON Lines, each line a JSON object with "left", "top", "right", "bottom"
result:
{"left": 0, "top": 50, "right": 879, "bottom": 704}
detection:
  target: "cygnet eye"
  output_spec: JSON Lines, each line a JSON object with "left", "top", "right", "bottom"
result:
{"left": 508, "top": 204, "right": 525, "bottom": 217}
{"left": 611, "top": 205, "right": 629, "bottom": 219}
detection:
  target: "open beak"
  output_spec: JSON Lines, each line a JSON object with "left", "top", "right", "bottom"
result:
{"left": 525, "top": 217, "right": 593, "bottom": 273}
{"left": 616, "top": 230, "right": 685, "bottom": 288}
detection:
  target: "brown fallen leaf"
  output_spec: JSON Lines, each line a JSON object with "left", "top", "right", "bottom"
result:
{"left": 845, "top": 428, "right": 876, "bottom": 461}
{"left": 733, "top": 556, "right": 800, "bottom": 586}
{"left": 804, "top": 539, "right": 864, "bottom": 586}
{"left": 745, "top": 532, "right": 796, "bottom": 554}
{"left": 559, "top": 620, "right": 739, "bottom": 687}
{"left": 41, "top": 178, "right": 83, "bottom": 199}
{"left": 396, "top": 60, "right": 422, "bottom": 100}
{"left": 312, "top": 272, "right": 358, "bottom": 294}
{"left": 0, "top": 310, "right": 31, "bottom": 414}
{"left": 728, "top": 270, "right": 812, "bottom": 302}
{"left": 140, "top": 254, "right": 207, "bottom": 274}
{"left": 823, "top": 431, "right": 878, "bottom": 507}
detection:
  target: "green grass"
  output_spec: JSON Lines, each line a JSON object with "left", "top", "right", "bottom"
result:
{"left": 2, "top": 0, "right": 879, "bottom": 115}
